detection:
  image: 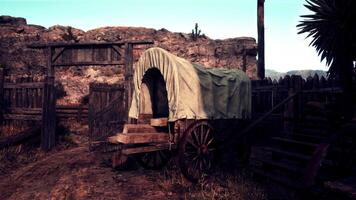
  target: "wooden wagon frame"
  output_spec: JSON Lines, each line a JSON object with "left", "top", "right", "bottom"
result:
{"left": 108, "top": 47, "right": 252, "bottom": 182}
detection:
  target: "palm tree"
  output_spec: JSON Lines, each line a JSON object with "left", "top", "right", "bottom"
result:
{"left": 297, "top": 0, "right": 356, "bottom": 119}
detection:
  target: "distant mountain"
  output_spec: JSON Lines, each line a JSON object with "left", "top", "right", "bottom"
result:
{"left": 265, "top": 69, "right": 327, "bottom": 81}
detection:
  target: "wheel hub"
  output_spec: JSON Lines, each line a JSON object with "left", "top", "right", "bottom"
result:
{"left": 198, "top": 144, "right": 209, "bottom": 155}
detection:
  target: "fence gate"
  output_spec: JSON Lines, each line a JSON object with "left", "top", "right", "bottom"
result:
{"left": 88, "top": 83, "right": 126, "bottom": 151}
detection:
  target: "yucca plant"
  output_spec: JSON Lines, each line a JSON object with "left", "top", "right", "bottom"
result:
{"left": 298, "top": 0, "right": 356, "bottom": 118}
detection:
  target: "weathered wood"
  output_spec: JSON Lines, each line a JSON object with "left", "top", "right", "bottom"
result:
{"left": 53, "top": 60, "right": 124, "bottom": 67}
{"left": 52, "top": 47, "right": 66, "bottom": 63}
{"left": 6, "top": 107, "right": 42, "bottom": 114}
{"left": 3, "top": 114, "right": 42, "bottom": 121}
{"left": 108, "top": 132, "right": 169, "bottom": 144}
{"left": 28, "top": 40, "right": 154, "bottom": 48}
{"left": 0, "top": 126, "right": 41, "bottom": 149}
{"left": 123, "top": 124, "right": 158, "bottom": 133}
{"left": 41, "top": 47, "right": 56, "bottom": 151}
{"left": 121, "top": 143, "right": 173, "bottom": 155}
{"left": 88, "top": 82, "right": 126, "bottom": 150}
{"left": 125, "top": 43, "right": 134, "bottom": 122}
{"left": 257, "top": 0, "right": 265, "bottom": 80}
{"left": 150, "top": 118, "right": 168, "bottom": 127}
{"left": 3, "top": 82, "right": 44, "bottom": 89}
{"left": 0, "top": 67, "right": 4, "bottom": 122}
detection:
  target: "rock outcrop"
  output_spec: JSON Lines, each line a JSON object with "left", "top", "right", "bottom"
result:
{"left": 0, "top": 15, "right": 257, "bottom": 104}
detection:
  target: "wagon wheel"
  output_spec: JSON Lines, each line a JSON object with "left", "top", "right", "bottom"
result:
{"left": 136, "top": 150, "right": 171, "bottom": 170}
{"left": 179, "top": 120, "right": 216, "bottom": 182}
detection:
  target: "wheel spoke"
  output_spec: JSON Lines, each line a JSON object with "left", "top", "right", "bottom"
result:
{"left": 200, "top": 125, "right": 204, "bottom": 144}
{"left": 207, "top": 137, "right": 214, "bottom": 146}
{"left": 203, "top": 128, "right": 211, "bottom": 144}
{"left": 193, "top": 130, "right": 200, "bottom": 145}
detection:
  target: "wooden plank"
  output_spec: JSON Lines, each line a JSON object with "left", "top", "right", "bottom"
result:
{"left": 41, "top": 47, "right": 57, "bottom": 151}
{"left": 3, "top": 114, "right": 42, "bottom": 121}
{"left": 27, "top": 40, "right": 154, "bottom": 48}
{"left": 6, "top": 107, "right": 42, "bottom": 114}
{"left": 0, "top": 126, "right": 41, "bottom": 149}
{"left": 121, "top": 143, "right": 173, "bottom": 155}
{"left": 150, "top": 118, "right": 168, "bottom": 127}
{"left": 53, "top": 60, "right": 124, "bottom": 67}
{"left": 123, "top": 124, "right": 159, "bottom": 133}
{"left": 0, "top": 67, "right": 4, "bottom": 122}
{"left": 52, "top": 47, "right": 66, "bottom": 63}
{"left": 4, "top": 82, "right": 45, "bottom": 89}
{"left": 125, "top": 43, "right": 134, "bottom": 122}
{"left": 108, "top": 132, "right": 169, "bottom": 144}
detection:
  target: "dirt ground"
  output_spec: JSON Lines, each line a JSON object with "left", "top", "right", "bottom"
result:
{"left": 0, "top": 123, "right": 267, "bottom": 200}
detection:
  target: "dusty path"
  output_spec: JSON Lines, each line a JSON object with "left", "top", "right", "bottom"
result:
{"left": 0, "top": 146, "right": 174, "bottom": 200}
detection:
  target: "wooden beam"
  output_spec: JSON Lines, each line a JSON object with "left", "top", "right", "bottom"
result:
{"left": 52, "top": 61, "right": 124, "bottom": 67}
{"left": 123, "top": 124, "right": 159, "bottom": 133}
{"left": 121, "top": 143, "right": 173, "bottom": 155}
{"left": 51, "top": 47, "right": 66, "bottom": 63}
{"left": 41, "top": 47, "right": 57, "bottom": 151}
{"left": 111, "top": 45, "right": 122, "bottom": 57}
{"left": 27, "top": 40, "right": 154, "bottom": 49}
{"left": 0, "top": 67, "right": 4, "bottom": 122}
{"left": 3, "top": 114, "right": 42, "bottom": 121}
{"left": 0, "top": 126, "right": 41, "bottom": 149}
{"left": 108, "top": 132, "right": 169, "bottom": 144}
{"left": 3, "top": 82, "right": 44, "bottom": 89}
{"left": 150, "top": 118, "right": 168, "bottom": 127}
{"left": 257, "top": 0, "right": 265, "bottom": 80}
{"left": 124, "top": 43, "right": 134, "bottom": 121}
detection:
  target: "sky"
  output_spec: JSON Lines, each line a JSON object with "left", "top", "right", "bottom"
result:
{"left": 0, "top": 0, "right": 328, "bottom": 72}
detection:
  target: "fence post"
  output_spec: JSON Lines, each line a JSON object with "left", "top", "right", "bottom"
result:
{"left": 284, "top": 75, "right": 303, "bottom": 134}
{"left": 41, "top": 47, "right": 56, "bottom": 151}
{"left": 0, "top": 67, "right": 4, "bottom": 123}
{"left": 124, "top": 43, "right": 133, "bottom": 123}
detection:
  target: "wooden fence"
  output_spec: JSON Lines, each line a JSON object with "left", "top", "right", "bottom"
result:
{"left": 88, "top": 83, "right": 126, "bottom": 152}
{"left": 0, "top": 69, "right": 88, "bottom": 149}
{"left": 251, "top": 74, "right": 341, "bottom": 115}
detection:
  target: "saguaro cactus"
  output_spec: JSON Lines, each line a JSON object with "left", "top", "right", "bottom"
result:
{"left": 191, "top": 23, "right": 201, "bottom": 41}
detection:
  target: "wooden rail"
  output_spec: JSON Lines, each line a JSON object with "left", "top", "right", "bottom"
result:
{"left": 0, "top": 125, "right": 41, "bottom": 149}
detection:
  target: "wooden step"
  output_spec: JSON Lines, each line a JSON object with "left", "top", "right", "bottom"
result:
{"left": 258, "top": 158, "right": 304, "bottom": 174}
{"left": 123, "top": 124, "right": 159, "bottom": 133}
{"left": 272, "top": 137, "right": 318, "bottom": 148}
{"left": 150, "top": 118, "right": 168, "bottom": 127}
{"left": 252, "top": 168, "right": 304, "bottom": 189}
{"left": 263, "top": 147, "right": 311, "bottom": 161}
{"left": 108, "top": 132, "right": 169, "bottom": 144}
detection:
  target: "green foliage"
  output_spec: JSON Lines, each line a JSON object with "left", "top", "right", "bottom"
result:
{"left": 297, "top": 0, "right": 356, "bottom": 118}
{"left": 297, "top": 0, "right": 356, "bottom": 78}
{"left": 191, "top": 23, "right": 202, "bottom": 41}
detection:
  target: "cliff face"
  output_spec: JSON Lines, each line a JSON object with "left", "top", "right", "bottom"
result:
{"left": 0, "top": 16, "right": 257, "bottom": 104}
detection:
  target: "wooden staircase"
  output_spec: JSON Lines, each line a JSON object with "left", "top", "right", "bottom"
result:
{"left": 250, "top": 103, "right": 337, "bottom": 190}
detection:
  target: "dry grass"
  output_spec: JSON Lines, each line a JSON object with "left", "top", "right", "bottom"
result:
{"left": 155, "top": 164, "right": 267, "bottom": 200}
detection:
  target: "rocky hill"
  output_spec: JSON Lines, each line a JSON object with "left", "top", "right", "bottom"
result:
{"left": 266, "top": 69, "right": 327, "bottom": 81}
{"left": 0, "top": 15, "right": 257, "bottom": 104}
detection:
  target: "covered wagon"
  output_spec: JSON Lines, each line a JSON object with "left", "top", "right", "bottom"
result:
{"left": 108, "top": 47, "right": 251, "bottom": 181}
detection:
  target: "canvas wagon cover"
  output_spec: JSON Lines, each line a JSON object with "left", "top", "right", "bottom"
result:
{"left": 129, "top": 47, "right": 251, "bottom": 121}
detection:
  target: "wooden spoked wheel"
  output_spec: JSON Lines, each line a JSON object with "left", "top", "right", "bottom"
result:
{"left": 179, "top": 120, "right": 216, "bottom": 182}
{"left": 136, "top": 150, "right": 171, "bottom": 170}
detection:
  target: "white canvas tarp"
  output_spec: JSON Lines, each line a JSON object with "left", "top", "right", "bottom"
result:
{"left": 129, "top": 47, "right": 251, "bottom": 121}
